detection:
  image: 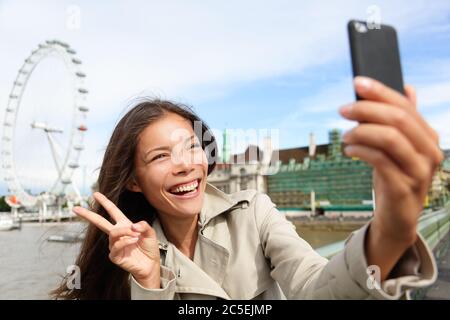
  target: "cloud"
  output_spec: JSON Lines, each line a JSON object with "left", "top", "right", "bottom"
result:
{"left": 1, "top": 0, "right": 450, "bottom": 195}
{"left": 424, "top": 110, "right": 450, "bottom": 150}
{"left": 269, "top": 77, "right": 353, "bottom": 138}
{"left": 323, "top": 118, "right": 357, "bottom": 132}
{"left": 417, "top": 81, "right": 450, "bottom": 109}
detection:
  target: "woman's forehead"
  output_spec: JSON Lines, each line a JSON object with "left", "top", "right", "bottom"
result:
{"left": 139, "top": 113, "right": 194, "bottom": 148}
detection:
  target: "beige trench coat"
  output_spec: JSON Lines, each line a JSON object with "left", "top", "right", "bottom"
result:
{"left": 130, "top": 183, "right": 437, "bottom": 300}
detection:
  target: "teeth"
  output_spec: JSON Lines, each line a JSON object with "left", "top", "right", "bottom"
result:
{"left": 171, "top": 180, "right": 198, "bottom": 193}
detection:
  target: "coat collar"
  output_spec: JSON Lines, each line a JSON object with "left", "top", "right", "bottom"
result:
{"left": 154, "top": 182, "right": 239, "bottom": 249}
{"left": 150, "top": 182, "right": 243, "bottom": 299}
{"left": 152, "top": 216, "right": 232, "bottom": 299}
{"left": 199, "top": 182, "right": 238, "bottom": 226}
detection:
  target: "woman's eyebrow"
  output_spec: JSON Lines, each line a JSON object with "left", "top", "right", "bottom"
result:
{"left": 144, "top": 134, "right": 196, "bottom": 157}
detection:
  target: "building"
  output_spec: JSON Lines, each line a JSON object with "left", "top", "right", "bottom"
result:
{"left": 266, "top": 129, "right": 374, "bottom": 218}
{"left": 208, "top": 129, "right": 449, "bottom": 218}
{"left": 431, "top": 148, "right": 450, "bottom": 207}
{"left": 208, "top": 141, "right": 268, "bottom": 194}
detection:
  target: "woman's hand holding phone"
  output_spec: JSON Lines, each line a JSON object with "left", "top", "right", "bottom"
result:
{"left": 73, "top": 192, "right": 161, "bottom": 289}
{"left": 339, "top": 76, "right": 443, "bottom": 280}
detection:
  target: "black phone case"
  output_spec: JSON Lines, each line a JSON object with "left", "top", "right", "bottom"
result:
{"left": 348, "top": 20, "right": 405, "bottom": 99}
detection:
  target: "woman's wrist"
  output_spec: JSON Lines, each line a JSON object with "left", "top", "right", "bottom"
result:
{"left": 371, "top": 217, "right": 417, "bottom": 247}
{"left": 365, "top": 220, "right": 417, "bottom": 281}
{"left": 133, "top": 267, "right": 161, "bottom": 289}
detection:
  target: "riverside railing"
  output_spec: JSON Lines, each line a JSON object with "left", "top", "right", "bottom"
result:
{"left": 316, "top": 203, "right": 450, "bottom": 259}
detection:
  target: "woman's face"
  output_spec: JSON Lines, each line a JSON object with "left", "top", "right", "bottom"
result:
{"left": 130, "top": 112, "right": 209, "bottom": 220}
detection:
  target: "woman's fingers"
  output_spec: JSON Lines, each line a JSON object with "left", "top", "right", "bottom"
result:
{"left": 131, "top": 221, "right": 156, "bottom": 238}
{"left": 109, "top": 237, "right": 140, "bottom": 261}
{"left": 403, "top": 84, "right": 440, "bottom": 144}
{"left": 339, "top": 101, "right": 443, "bottom": 166}
{"left": 404, "top": 85, "right": 417, "bottom": 109}
{"left": 343, "top": 124, "right": 430, "bottom": 182}
{"left": 73, "top": 192, "right": 132, "bottom": 234}
{"left": 108, "top": 226, "right": 141, "bottom": 250}
{"left": 354, "top": 76, "right": 411, "bottom": 110}
{"left": 354, "top": 77, "right": 440, "bottom": 144}
{"left": 344, "top": 144, "right": 414, "bottom": 196}
{"left": 93, "top": 192, "right": 131, "bottom": 224}
{"left": 72, "top": 206, "right": 113, "bottom": 234}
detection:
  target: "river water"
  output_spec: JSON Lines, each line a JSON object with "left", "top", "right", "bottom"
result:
{"left": 0, "top": 220, "right": 357, "bottom": 299}
{"left": 0, "top": 222, "right": 84, "bottom": 300}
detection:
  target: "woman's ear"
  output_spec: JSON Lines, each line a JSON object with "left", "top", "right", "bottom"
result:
{"left": 126, "top": 176, "right": 142, "bottom": 193}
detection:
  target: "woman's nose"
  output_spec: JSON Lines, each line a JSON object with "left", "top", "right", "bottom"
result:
{"left": 172, "top": 149, "right": 194, "bottom": 174}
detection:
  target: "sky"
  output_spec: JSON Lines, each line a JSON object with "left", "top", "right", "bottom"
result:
{"left": 0, "top": 0, "right": 449, "bottom": 196}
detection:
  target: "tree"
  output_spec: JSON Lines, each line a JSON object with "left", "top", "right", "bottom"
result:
{"left": 0, "top": 196, "right": 10, "bottom": 212}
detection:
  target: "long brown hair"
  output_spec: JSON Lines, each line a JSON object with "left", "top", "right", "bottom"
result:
{"left": 51, "top": 99, "right": 217, "bottom": 299}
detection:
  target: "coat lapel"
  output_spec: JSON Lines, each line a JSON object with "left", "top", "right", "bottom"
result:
{"left": 151, "top": 184, "right": 239, "bottom": 300}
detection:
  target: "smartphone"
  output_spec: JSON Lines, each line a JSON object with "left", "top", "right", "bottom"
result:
{"left": 347, "top": 20, "right": 405, "bottom": 99}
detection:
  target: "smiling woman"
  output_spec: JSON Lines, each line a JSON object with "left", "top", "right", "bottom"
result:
{"left": 51, "top": 80, "right": 442, "bottom": 299}
{"left": 51, "top": 99, "right": 218, "bottom": 299}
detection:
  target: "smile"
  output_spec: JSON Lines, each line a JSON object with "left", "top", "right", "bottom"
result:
{"left": 168, "top": 179, "right": 201, "bottom": 199}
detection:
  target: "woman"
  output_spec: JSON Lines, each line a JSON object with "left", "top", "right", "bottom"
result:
{"left": 52, "top": 76, "right": 443, "bottom": 300}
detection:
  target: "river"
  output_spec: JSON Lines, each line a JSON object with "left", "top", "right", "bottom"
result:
{"left": 0, "top": 222, "right": 84, "bottom": 299}
{"left": 0, "top": 220, "right": 358, "bottom": 299}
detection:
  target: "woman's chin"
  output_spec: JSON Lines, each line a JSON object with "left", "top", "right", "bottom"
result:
{"left": 165, "top": 190, "right": 205, "bottom": 217}
{"left": 179, "top": 195, "right": 204, "bottom": 216}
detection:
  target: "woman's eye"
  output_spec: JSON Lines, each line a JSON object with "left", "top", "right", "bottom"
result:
{"left": 151, "top": 154, "right": 168, "bottom": 161}
{"left": 190, "top": 142, "right": 201, "bottom": 149}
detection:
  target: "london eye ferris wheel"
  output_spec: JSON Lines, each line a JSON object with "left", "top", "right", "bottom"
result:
{"left": 1, "top": 39, "right": 89, "bottom": 209}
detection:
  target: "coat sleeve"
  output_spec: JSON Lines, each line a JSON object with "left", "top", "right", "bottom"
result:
{"left": 254, "top": 193, "right": 438, "bottom": 299}
{"left": 130, "top": 265, "right": 177, "bottom": 300}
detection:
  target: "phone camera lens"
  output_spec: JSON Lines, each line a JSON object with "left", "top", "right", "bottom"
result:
{"left": 354, "top": 22, "right": 368, "bottom": 33}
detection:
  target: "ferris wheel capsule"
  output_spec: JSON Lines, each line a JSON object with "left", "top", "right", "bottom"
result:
{"left": 68, "top": 163, "right": 79, "bottom": 169}
{"left": 61, "top": 178, "right": 72, "bottom": 185}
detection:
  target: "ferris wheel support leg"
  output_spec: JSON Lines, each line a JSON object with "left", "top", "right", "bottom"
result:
{"left": 57, "top": 202, "right": 62, "bottom": 222}
{"left": 39, "top": 204, "right": 43, "bottom": 224}
{"left": 11, "top": 207, "right": 18, "bottom": 219}
{"left": 71, "top": 181, "right": 82, "bottom": 203}
{"left": 39, "top": 200, "right": 47, "bottom": 224}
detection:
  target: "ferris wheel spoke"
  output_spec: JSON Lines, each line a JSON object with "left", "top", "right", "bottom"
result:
{"left": 46, "top": 132, "right": 65, "bottom": 174}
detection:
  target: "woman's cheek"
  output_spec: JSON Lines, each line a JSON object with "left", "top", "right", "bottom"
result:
{"left": 200, "top": 151, "right": 209, "bottom": 170}
{"left": 143, "top": 163, "right": 170, "bottom": 192}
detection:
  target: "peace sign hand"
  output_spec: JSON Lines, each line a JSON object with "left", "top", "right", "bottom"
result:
{"left": 73, "top": 192, "right": 161, "bottom": 288}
